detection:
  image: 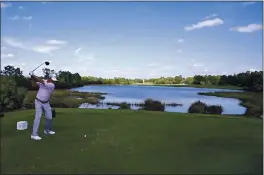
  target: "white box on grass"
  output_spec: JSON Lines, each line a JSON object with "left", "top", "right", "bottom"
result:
{"left": 17, "top": 121, "right": 28, "bottom": 130}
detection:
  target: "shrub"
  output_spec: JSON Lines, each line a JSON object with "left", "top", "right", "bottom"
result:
{"left": 119, "top": 102, "right": 131, "bottom": 110}
{"left": 143, "top": 98, "right": 165, "bottom": 112}
{"left": 17, "top": 87, "right": 27, "bottom": 107}
{"left": 22, "top": 96, "right": 35, "bottom": 109}
{"left": 188, "top": 101, "right": 207, "bottom": 114}
{"left": 50, "top": 97, "right": 64, "bottom": 108}
{"left": 206, "top": 105, "right": 223, "bottom": 114}
{"left": 1, "top": 79, "right": 28, "bottom": 111}
{"left": 53, "top": 90, "right": 69, "bottom": 98}
{"left": 86, "top": 97, "right": 100, "bottom": 105}
{"left": 244, "top": 107, "right": 263, "bottom": 117}
{"left": 24, "top": 90, "right": 103, "bottom": 109}
{"left": 60, "top": 97, "right": 84, "bottom": 108}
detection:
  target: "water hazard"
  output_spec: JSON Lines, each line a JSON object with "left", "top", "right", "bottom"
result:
{"left": 72, "top": 85, "right": 246, "bottom": 115}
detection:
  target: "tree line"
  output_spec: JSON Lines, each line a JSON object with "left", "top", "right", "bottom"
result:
{"left": 1, "top": 65, "right": 263, "bottom": 92}
{"left": 82, "top": 72, "right": 263, "bottom": 92}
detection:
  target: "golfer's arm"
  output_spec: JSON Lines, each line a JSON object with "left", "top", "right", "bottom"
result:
{"left": 31, "top": 80, "right": 37, "bottom": 87}
{"left": 31, "top": 75, "right": 44, "bottom": 84}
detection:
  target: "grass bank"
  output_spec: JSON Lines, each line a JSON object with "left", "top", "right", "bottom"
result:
{"left": 23, "top": 90, "right": 105, "bottom": 108}
{"left": 199, "top": 92, "right": 263, "bottom": 116}
{"left": 1, "top": 109, "right": 263, "bottom": 174}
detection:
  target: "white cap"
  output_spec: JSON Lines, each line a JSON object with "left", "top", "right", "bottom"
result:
{"left": 51, "top": 77, "right": 58, "bottom": 81}
{"left": 50, "top": 74, "right": 58, "bottom": 81}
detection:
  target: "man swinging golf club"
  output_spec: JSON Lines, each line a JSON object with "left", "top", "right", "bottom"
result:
{"left": 29, "top": 68, "right": 57, "bottom": 140}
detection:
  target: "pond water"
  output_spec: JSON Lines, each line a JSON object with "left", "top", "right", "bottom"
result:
{"left": 71, "top": 85, "right": 246, "bottom": 115}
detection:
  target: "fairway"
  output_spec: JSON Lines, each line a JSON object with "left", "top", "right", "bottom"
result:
{"left": 1, "top": 109, "right": 263, "bottom": 174}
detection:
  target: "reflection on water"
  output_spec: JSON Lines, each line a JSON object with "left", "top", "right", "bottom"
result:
{"left": 72, "top": 85, "right": 246, "bottom": 115}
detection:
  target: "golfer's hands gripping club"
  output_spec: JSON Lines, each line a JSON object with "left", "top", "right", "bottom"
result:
{"left": 29, "top": 71, "right": 34, "bottom": 76}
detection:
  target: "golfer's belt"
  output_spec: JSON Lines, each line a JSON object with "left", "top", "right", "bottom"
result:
{"left": 36, "top": 98, "right": 49, "bottom": 104}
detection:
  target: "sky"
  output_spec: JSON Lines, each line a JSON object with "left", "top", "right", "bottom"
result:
{"left": 1, "top": 1, "right": 263, "bottom": 78}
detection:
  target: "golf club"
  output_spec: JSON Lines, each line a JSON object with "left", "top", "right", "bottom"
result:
{"left": 31, "top": 61, "right": 50, "bottom": 73}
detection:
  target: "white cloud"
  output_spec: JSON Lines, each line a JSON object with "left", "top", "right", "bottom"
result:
{"left": 204, "top": 68, "right": 208, "bottom": 72}
{"left": 249, "top": 68, "right": 260, "bottom": 72}
{"left": 46, "top": 40, "right": 68, "bottom": 45}
{"left": 10, "top": 16, "right": 32, "bottom": 21}
{"left": 204, "top": 14, "right": 218, "bottom": 20}
{"left": 178, "top": 39, "right": 184, "bottom": 43}
{"left": 193, "top": 63, "right": 204, "bottom": 67}
{"left": 184, "top": 18, "right": 224, "bottom": 31}
{"left": 2, "top": 37, "right": 27, "bottom": 49}
{"left": 75, "top": 47, "right": 83, "bottom": 55}
{"left": 2, "top": 37, "right": 62, "bottom": 55}
{"left": 1, "top": 2, "right": 12, "bottom": 8}
{"left": 1, "top": 53, "right": 14, "bottom": 58}
{"left": 230, "top": 24, "right": 263, "bottom": 33}
{"left": 242, "top": 1, "right": 256, "bottom": 6}
{"left": 19, "top": 6, "right": 24, "bottom": 10}
{"left": 32, "top": 46, "right": 60, "bottom": 54}
{"left": 10, "top": 15, "right": 20, "bottom": 20}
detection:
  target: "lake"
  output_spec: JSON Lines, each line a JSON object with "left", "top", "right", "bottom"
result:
{"left": 71, "top": 85, "right": 246, "bottom": 115}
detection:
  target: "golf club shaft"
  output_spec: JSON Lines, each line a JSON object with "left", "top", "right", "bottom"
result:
{"left": 32, "top": 63, "right": 45, "bottom": 72}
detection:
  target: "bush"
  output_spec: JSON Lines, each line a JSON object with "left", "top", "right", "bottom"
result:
{"left": 0, "top": 79, "right": 28, "bottom": 111}
{"left": 188, "top": 101, "right": 207, "bottom": 114}
{"left": 50, "top": 97, "right": 64, "bottom": 108}
{"left": 60, "top": 97, "right": 84, "bottom": 108}
{"left": 17, "top": 87, "right": 27, "bottom": 107}
{"left": 206, "top": 105, "right": 223, "bottom": 114}
{"left": 143, "top": 98, "right": 165, "bottom": 112}
{"left": 23, "top": 91, "right": 37, "bottom": 109}
{"left": 119, "top": 102, "right": 130, "bottom": 110}
{"left": 86, "top": 97, "right": 100, "bottom": 105}
{"left": 24, "top": 90, "right": 102, "bottom": 108}
{"left": 49, "top": 96, "right": 84, "bottom": 108}
{"left": 244, "top": 107, "right": 263, "bottom": 117}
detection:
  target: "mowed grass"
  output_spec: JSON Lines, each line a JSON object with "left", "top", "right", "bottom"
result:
{"left": 1, "top": 109, "right": 263, "bottom": 174}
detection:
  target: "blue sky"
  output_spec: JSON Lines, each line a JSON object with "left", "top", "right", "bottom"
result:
{"left": 1, "top": 1, "right": 263, "bottom": 78}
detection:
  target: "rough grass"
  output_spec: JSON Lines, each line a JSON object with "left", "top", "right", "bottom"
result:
{"left": 24, "top": 90, "right": 105, "bottom": 108}
{"left": 199, "top": 92, "right": 263, "bottom": 117}
{"left": 1, "top": 109, "right": 263, "bottom": 174}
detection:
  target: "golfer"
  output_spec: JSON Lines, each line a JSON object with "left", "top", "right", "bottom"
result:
{"left": 30, "top": 72, "right": 57, "bottom": 140}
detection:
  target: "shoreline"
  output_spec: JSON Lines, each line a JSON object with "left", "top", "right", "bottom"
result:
{"left": 131, "top": 84, "right": 244, "bottom": 90}
{"left": 198, "top": 92, "right": 263, "bottom": 117}
{"left": 26, "top": 88, "right": 261, "bottom": 117}
{"left": 81, "top": 83, "right": 244, "bottom": 90}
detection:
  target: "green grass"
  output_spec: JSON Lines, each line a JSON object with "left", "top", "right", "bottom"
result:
{"left": 1, "top": 109, "right": 263, "bottom": 174}
{"left": 199, "top": 92, "right": 263, "bottom": 116}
